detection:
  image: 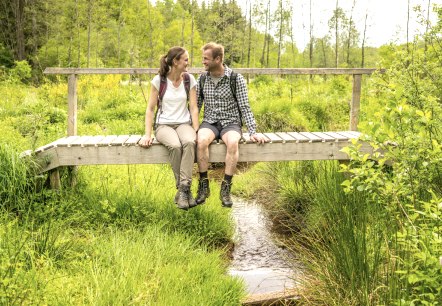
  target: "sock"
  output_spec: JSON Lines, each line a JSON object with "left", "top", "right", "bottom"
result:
{"left": 224, "top": 174, "right": 233, "bottom": 184}
{"left": 199, "top": 171, "right": 208, "bottom": 179}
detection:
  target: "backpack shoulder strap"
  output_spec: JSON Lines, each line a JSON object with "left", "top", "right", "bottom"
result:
{"left": 183, "top": 73, "right": 191, "bottom": 101}
{"left": 158, "top": 75, "right": 167, "bottom": 106}
{"left": 230, "top": 71, "right": 237, "bottom": 101}
{"left": 199, "top": 73, "right": 207, "bottom": 101}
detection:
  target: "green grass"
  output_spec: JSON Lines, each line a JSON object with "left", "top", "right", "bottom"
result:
{"left": 0, "top": 141, "right": 244, "bottom": 304}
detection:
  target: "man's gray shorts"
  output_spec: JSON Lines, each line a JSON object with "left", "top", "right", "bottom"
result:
{"left": 199, "top": 121, "right": 241, "bottom": 140}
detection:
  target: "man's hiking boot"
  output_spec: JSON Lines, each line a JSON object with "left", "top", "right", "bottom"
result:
{"left": 176, "top": 185, "right": 191, "bottom": 210}
{"left": 220, "top": 180, "right": 233, "bottom": 208}
{"left": 196, "top": 178, "right": 210, "bottom": 205}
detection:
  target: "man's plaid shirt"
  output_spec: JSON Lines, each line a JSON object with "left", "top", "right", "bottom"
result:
{"left": 196, "top": 65, "right": 257, "bottom": 135}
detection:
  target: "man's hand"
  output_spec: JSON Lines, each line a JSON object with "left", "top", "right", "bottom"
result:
{"left": 250, "top": 133, "right": 267, "bottom": 144}
{"left": 139, "top": 135, "right": 154, "bottom": 147}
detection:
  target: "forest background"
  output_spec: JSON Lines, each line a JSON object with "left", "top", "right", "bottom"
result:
{"left": 1, "top": 0, "right": 441, "bottom": 305}
{"left": 1, "top": 0, "right": 421, "bottom": 75}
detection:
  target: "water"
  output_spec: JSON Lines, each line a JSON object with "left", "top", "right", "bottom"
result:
{"left": 228, "top": 198, "right": 299, "bottom": 295}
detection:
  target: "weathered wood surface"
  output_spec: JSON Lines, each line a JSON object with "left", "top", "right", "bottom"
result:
{"left": 33, "top": 131, "right": 374, "bottom": 173}
{"left": 44, "top": 67, "right": 384, "bottom": 75}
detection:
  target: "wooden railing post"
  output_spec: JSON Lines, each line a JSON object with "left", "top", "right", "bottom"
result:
{"left": 350, "top": 74, "right": 362, "bottom": 131}
{"left": 68, "top": 74, "right": 78, "bottom": 136}
{"left": 49, "top": 73, "right": 78, "bottom": 189}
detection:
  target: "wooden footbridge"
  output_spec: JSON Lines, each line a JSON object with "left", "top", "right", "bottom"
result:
{"left": 32, "top": 67, "right": 383, "bottom": 188}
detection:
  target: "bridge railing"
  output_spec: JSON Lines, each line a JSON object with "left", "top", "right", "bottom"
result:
{"left": 43, "top": 67, "right": 385, "bottom": 136}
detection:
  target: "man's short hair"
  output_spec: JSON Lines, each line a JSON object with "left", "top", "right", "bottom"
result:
{"left": 202, "top": 42, "right": 224, "bottom": 61}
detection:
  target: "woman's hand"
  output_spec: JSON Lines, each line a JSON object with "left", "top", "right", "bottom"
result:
{"left": 139, "top": 135, "right": 154, "bottom": 147}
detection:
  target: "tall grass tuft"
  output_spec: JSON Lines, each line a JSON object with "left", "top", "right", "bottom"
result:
{"left": 0, "top": 143, "right": 40, "bottom": 213}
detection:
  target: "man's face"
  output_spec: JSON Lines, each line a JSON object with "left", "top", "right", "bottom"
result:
{"left": 202, "top": 49, "right": 219, "bottom": 72}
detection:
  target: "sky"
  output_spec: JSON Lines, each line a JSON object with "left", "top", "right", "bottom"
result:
{"left": 238, "top": 0, "right": 442, "bottom": 50}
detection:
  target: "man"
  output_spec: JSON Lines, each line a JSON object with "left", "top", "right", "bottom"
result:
{"left": 195, "top": 42, "right": 266, "bottom": 208}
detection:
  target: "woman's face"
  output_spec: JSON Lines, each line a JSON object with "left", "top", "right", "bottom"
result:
{"left": 174, "top": 51, "right": 189, "bottom": 72}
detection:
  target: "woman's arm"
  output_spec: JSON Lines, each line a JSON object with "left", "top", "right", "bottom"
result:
{"left": 139, "top": 85, "right": 158, "bottom": 147}
{"left": 189, "top": 87, "right": 199, "bottom": 132}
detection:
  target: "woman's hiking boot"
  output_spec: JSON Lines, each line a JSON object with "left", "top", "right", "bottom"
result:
{"left": 176, "top": 185, "right": 191, "bottom": 210}
{"left": 220, "top": 180, "right": 233, "bottom": 208}
{"left": 188, "top": 190, "right": 197, "bottom": 208}
{"left": 196, "top": 178, "right": 210, "bottom": 204}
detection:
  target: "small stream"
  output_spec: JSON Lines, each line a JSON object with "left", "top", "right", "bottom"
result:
{"left": 228, "top": 198, "right": 300, "bottom": 295}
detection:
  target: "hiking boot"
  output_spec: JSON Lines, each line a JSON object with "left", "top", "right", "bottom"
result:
{"left": 188, "top": 190, "right": 197, "bottom": 208}
{"left": 176, "top": 185, "right": 190, "bottom": 210}
{"left": 174, "top": 189, "right": 180, "bottom": 204}
{"left": 196, "top": 178, "right": 210, "bottom": 205}
{"left": 220, "top": 180, "right": 233, "bottom": 208}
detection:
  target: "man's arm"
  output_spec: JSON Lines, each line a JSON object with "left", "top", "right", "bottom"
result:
{"left": 235, "top": 74, "right": 266, "bottom": 144}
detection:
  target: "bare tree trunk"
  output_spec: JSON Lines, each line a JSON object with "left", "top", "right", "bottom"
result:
{"left": 277, "top": 0, "right": 283, "bottom": 68}
{"left": 181, "top": 13, "right": 185, "bottom": 46}
{"left": 334, "top": 0, "right": 339, "bottom": 68}
{"left": 424, "top": 0, "right": 431, "bottom": 53}
{"left": 309, "top": 0, "right": 313, "bottom": 68}
{"left": 346, "top": 0, "right": 355, "bottom": 66}
{"left": 289, "top": 3, "right": 296, "bottom": 67}
{"left": 147, "top": 0, "right": 154, "bottom": 67}
{"left": 13, "top": 0, "right": 26, "bottom": 60}
{"left": 87, "top": 0, "right": 93, "bottom": 67}
{"left": 247, "top": 0, "right": 252, "bottom": 68}
{"left": 266, "top": 2, "right": 271, "bottom": 67}
{"left": 190, "top": 0, "right": 195, "bottom": 66}
{"left": 117, "top": 0, "right": 124, "bottom": 67}
{"left": 76, "top": 0, "right": 81, "bottom": 67}
{"left": 361, "top": 10, "right": 368, "bottom": 68}
{"left": 260, "top": 0, "right": 270, "bottom": 67}
{"left": 407, "top": 0, "right": 410, "bottom": 54}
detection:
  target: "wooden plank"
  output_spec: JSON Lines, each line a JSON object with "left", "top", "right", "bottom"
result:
{"left": 82, "top": 135, "right": 106, "bottom": 147}
{"left": 299, "top": 132, "right": 324, "bottom": 142}
{"left": 97, "top": 135, "right": 118, "bottom": 146}
{"left": 340, "top": 131, "right": 362, "bottom": 138}
{"left": 323, "top": 131, "right": 350, "bottom": 141}
{"left": 263, "top": 133, "right": 284, "bottom": 143}
{"left": 44, "top": 67, "right": 385, "bottom": 76}
{"left": 34, "top": 138, "right": 377, "bottom": 172}
{"left": 35, "top": 137, "right": 68, "bottom": 153}
{"left": 124, "top": 135, "right": 142, "bottom": 146}
{"left": 239, "top": 133, "right": 269, "bottom": 144}
{"left": 311, "top": 132, "right": 337, "bottom": 142}
{"left": 55, "top": 136, "right": 82, "bottom": 147}
{"left": 275, "top": 132, "right": 298, "bottom": 143}
{"left": 69, "top": 136, "right": 92, "bottom": 147}
{"left": 110, "top": 135, "right": 130, "bottom": 146}
{"left": 286, "top": 132, "right": 310, "bottom": 143}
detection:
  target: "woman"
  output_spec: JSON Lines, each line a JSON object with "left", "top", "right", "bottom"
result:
{"left": 140, "top": 47, "right": 199, "bottom": 210}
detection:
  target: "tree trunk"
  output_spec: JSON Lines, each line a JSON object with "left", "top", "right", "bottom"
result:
{"left": 247, "top": 0, "right": 252, "bottom": 68}
{"left": 346, "top": 0, "right": 355, "bottom": 66}
{"left": 361, "top": 11, "right": 368, "bottom": 68}
{"left": 76, "top": 0, "right": 81, "bottom": 67}
{"left": 190, "top": 0, "right": 195, "bottom": 66}
{"left": 424, "top": 0, "right": 431, "bottom": 54}
{"left": 309, "top": 0, "right": 313, "bottom": 68}
{"left": 407, "top": 0, "right": 410, "bottom": 54}
{"left": 87, "top": 0, "right": 93, "bottom": 67}
{"left": 277, "top": 0, "right": 283, "bottom": 68}
{"left": 334, "top": 0, "right": 339, "bottom": 68}
{"left": 260, "top": 0, "right": 269, "bottom": 67}
{"left": 13, "top": 0, "right": 26, "bottom": 60}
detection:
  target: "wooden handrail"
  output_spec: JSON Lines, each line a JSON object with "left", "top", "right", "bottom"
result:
{"left": 44, "top": 67, "right": 384, "bottom": 75}
{"left": 43, "top": 67, "right": 385, "bottom": 137}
